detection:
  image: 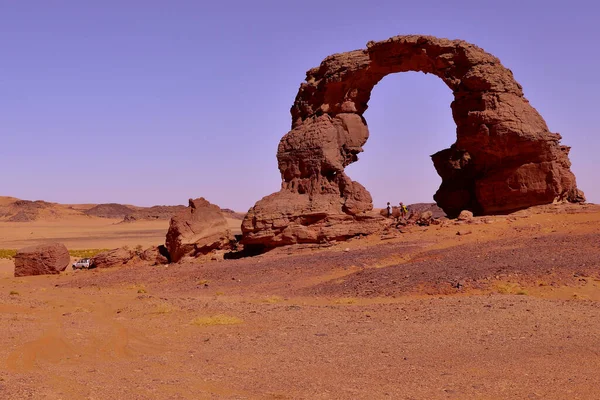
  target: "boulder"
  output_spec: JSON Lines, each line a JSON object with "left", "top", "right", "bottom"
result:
{"left": 416, "top": 211, "right": 434, "bottom": 226}
{"left": 165, "top": 198, "right": 234, "bottom": 263}
{"left": 457, "top": 210, "right": 474, "bottom": 221}
{"left": 14, "top": 242, "right": 70, "bottom": 277}
{"left": 242, "top": 190, "right": 385, "bottom": 248}
{"left": 141, "top": 245, "right": 170, "bottom": 265}
{"left": 92, "top": 248, "right": 135, "bottom": 269}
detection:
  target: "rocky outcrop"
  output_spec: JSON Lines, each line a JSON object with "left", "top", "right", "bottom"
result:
{"left": 14, "top": 243, "right": 70, "bottom": 277}
{"left": 92, "top": 248, "right": 135, "bottom": 269}
{"left": 2, "top": 200, "right": 53, "bottom": 222}
{"left": 165, "top": 198, "right": 234, "bottom": 263}
{"left": 242, "top": 191, "right": 385, "bottom": 248}
{"left": 243, "top": 34, "right": 584, "bottom": 249}
{"left": 141, "top": 245, "right": 170, "bottom": 265}
{"left": 84, "top": 203, "right": 133, "bottom": 219}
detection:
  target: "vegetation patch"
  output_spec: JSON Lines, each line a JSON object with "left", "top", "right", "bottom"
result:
{"left": 495, "top": 282, "right": 528, "bottom": 295}
{"left": 334, "top": 297, "right": 357, "bottom": 305}
{"left": 263, "top": 295, "right": 284, "bottom": 304}
{"left": 69, "top": 249, "right": 109, "bottom": 258}
{"left": 154, "top": 302, "right": 175, "bottom": 314}
{"left": 126, "top": 283, "right": 148, "bottom": 293}
{"left": 191, "top": 315, "right": 243, "bottom": 326}
{"left": 0, "top": 249, "right": 17, "bottom": 260}
{"left": 2, "top": 248, "right": 109, "bottom": 260}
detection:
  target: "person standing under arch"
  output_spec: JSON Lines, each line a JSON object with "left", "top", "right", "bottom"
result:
{"left": 399, "top": 202, "right": 408, "bottom": 219}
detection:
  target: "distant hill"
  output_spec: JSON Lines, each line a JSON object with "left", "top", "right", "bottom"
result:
{"left": 0, "top": 196, "right": 245, "bottom": 222}
{"left": 84, "top": 203, "right": 134, "bottom": 219}
{"left": 0, "top": 198, "right": 73, "bottom": 222}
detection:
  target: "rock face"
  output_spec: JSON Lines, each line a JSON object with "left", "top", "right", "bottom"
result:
{"left": 243, "top": 35, "right": 584, "bottom": 248}
{"left": 14, "top": 243, "right": 70, "bottom": 277}
{"left": 141, "top": 245, "right": 170, "bottom": 265}
{"left": 165, "top": 198, "right": 234, "bottom": 263}
{"left": 92, "top": 248, "right": 135, "bottom": 269}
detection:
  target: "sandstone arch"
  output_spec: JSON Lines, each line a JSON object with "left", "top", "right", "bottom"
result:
{"left": 242, "top": 35, "right": 585, "bottom": 248}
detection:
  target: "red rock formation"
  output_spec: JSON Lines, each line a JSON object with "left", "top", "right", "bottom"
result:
{"left": 141, "top": 245, "right": 170, "bottom": 265}
{"left": 91, "top": 248, "right": 135, "bottom": 268}
{"left": 165, "top": 198, "right": 234, "bottom": 263}
{"left": 243, "top": 35, "right": 584, "bottom": 248}
{"left": 14, "top": 242, "right": 70, "bottom": 277}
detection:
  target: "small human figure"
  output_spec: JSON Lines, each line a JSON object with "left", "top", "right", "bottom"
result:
{"left": 386, "top": 202, "right": 392, "bottom": 218}
{"left": 399, "top": 202, "right": 408, "bottom": 219}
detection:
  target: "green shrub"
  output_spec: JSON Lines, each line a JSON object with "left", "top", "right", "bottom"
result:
{"left": 0, "top": 249, "right": 17, "bottom": 260}
{"left": 68, "top": 249, "right": 109, "bottom": 258}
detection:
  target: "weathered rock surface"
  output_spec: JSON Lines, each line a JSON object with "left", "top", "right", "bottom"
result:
{"left": 243, "top": 191, "right": 385, "bottom": 247}
{"left": 92, "top": 248, "right": 135, "bottom": 269}
{"left": 243, "top": 34, "right": 584, "bottom": 248}
{"left": 141, "top": 245, "right": 170, "bottom": 265}
{"left": 14, "top": 243, "right": 70, "bottom": 277}
{"left": 416, "top": 211, "right": 434, "bottom": 226}
{"left": 457, "top": 210, "right": 474, "bottom": 221}
{"left": 165, "top": 198, "right": 234, "bottom": 263}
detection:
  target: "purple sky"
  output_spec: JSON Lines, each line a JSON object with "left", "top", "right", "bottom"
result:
{"left": 2, "top": 1, "right": 598, "bottom": 211}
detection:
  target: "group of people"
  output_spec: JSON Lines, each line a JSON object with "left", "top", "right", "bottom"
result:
{"left": 386, "top": 201, "right": 409, "bottom": 219}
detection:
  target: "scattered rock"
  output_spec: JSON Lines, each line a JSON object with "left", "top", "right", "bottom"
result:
{"left": 407, "top": 203, "right": 446, "bottom": 219}
{"left": 120, "top": 215, "right": 138, "bottom": 223}
{"left": 14, "top": 242, "right": 70, "bottom": 277}
{"left": 416, "top": 211, "right": 434, "bottom": 226}
{"left": 165, "top": 198, "right": 234, "bottom": 263}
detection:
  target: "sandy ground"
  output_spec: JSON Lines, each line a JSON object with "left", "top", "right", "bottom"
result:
{"left": 0, "top": 204, "right": 599, "bottom": 399}
{"left": 0, "top": 217, "right": 242, "bottom": 251}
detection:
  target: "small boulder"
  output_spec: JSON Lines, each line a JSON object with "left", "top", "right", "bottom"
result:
{"left": 141, "top": 245, "right": 170, "bottom": 265}
{"left": 457, "top": 210, "right": 474, "bottom": 221}
{"left": 14, "top": 242, "right": 70, "bottom": 277}
{"left": 92, "top": 248, "right": 135, "bottom": 269}
{"left": 416, "top": 211, "right": 433, "bottom": 226}
{"left": 165, "top": 198, "right": 234, "bottom": 263}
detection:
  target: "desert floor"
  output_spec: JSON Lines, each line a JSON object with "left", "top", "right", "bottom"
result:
{"left": 1, "top": 204, "right": 600, "bottom": 399}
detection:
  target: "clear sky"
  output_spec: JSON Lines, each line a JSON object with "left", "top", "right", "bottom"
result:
{"left": 2, "top": 0, "right": 598, "bottom": 211}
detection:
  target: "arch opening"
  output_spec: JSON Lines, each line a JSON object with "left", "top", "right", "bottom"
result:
{"left": 344, "top": 71, "right": 455, "bottom": 211}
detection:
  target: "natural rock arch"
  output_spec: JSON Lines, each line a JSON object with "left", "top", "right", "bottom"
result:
{"left": 242, "top": 35, "right": 584, "bottom": 248}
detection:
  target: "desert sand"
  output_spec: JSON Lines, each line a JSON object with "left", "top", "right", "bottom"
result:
{"left": 1, "top": 202, "right": 600, "bottom": 399}
{"left": 0, "top": 217, "right": 241, "bottom": 251}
